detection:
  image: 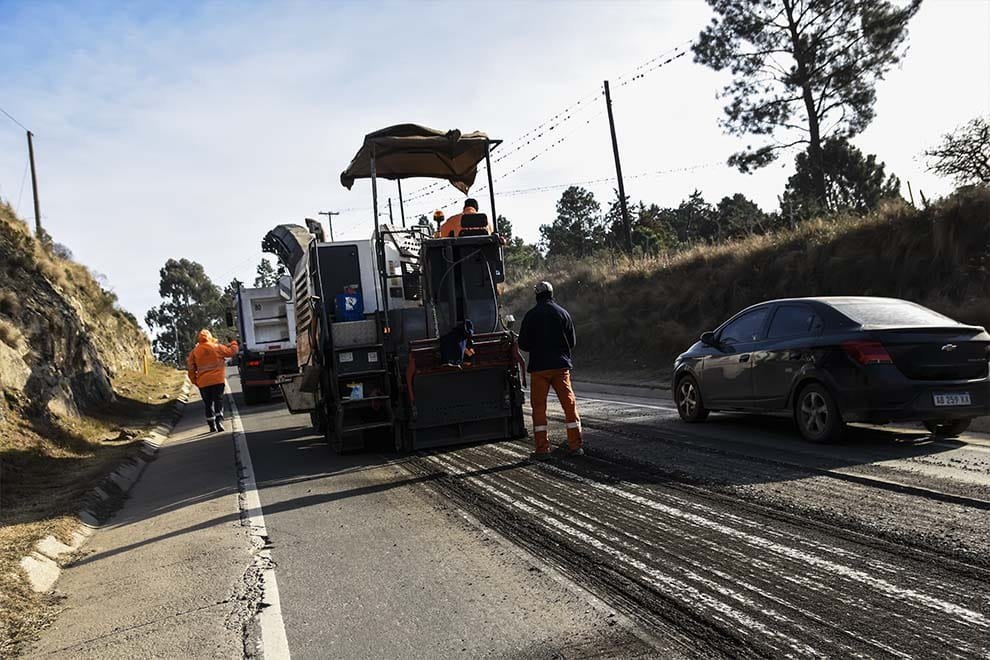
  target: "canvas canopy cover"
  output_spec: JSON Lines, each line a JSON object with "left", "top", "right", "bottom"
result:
{"left": 339, "top": 124, "right": 492, "bottom": 193}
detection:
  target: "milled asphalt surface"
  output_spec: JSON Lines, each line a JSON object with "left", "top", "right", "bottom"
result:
{"left": 27, "top": 393, "right": 251, "bottom": 659}
{"left": 230, "top": 372, "right": 657, "bottom": 659}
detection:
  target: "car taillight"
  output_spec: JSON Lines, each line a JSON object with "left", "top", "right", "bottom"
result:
{"left": 842, "top": 341, "right": 893, "bottom": 365}
{"left": 247, "top": 359, "right": 262, "bottom": 367}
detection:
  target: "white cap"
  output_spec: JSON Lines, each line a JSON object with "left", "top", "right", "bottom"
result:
{"left": 534, "top": 281, "right": 553, "bottom": 296}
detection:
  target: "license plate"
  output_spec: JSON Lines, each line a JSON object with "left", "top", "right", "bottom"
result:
{"left": 933, "top": 392, "right": 971, "bottom": 407}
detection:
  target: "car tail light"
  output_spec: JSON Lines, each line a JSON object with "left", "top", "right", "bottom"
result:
{"left": 247, "top": 359, "right": 262, "bottom": 367}
{"left": 842, "top": 341, "right": 893, "bottom": 365}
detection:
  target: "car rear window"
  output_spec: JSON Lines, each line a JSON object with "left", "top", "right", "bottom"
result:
{"left": 829, "top": 300, "right": 955, "bottom": 327}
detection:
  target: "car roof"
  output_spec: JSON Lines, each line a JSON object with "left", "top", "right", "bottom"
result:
{"left": 758, "top": 296, "right": 910, "bottom": 306}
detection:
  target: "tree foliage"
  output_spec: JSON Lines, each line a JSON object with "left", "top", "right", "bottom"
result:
{"left": 538, "top": 186, "right": 606, "bottom": 258}
{"left": 924, "top": 116, "right": 990, "bottom": 186}
{"left": 145, "top": 258, "right": 224, "bottom": 364}
{"left": 693, "top": 0, "right": 920, "bottom": 205}
{"left": 499, "top": 216, "right": 543, "bottom": 272}
{"left": 782, "top": 137, "right": 900, "bottom": 220}
{"left": 254, "top": 257, "right": 286, "bottom": 287}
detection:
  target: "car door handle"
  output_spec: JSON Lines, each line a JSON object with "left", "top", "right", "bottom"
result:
{"left": 739, "top": 354, "right": 750, "bottom": 363}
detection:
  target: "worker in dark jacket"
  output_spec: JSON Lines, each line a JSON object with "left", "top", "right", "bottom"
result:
{"left": 517, "top": 281, "right": 582, "bottom": 459}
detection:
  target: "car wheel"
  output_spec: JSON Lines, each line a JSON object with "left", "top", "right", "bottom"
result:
{"left": 923, "top": 419, "right": 971, "bottom": 438}
{"left": 794, "top": 382, "right": 844, "bottom": 443}
{"left": 675, "top": 375, "right": 709, "bottom": 423}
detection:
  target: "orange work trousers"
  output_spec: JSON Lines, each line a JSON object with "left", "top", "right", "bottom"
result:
{"left": 530, "top": 368, "right": 582, "bottom": 454}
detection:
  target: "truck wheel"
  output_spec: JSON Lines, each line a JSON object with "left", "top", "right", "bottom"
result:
{"left": 675, "top": 375, "right": 709, "bottom": 423}
{"left": 923, "top": 419, "right": 971, "bottom": 438}
{"left": 794, "top": 382, "right": 844, "bottom": 443}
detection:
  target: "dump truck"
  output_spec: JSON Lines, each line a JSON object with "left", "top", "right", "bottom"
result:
{"left": 266, "top": 124, "right": 527, "bottom": 452}
{"left": 230, "top": 280, "right": 299, "bottom": 405}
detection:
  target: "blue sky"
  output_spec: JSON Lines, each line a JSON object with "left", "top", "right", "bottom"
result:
{"left": 1, "top": 0, "right": 988, "bottom": 334}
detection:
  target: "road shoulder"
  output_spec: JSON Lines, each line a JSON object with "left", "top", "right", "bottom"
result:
{"left": 26, "top": 394, "right": 252, "bottom": 659}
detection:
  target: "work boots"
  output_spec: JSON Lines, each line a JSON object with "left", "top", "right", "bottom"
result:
{"left": 215, "top": 413, "right": 225, "bottom": 432}
{"left": 207, "top": 418, "right": 217, "bottom": 433}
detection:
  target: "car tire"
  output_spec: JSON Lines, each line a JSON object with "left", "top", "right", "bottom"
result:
{"left": 794, "top": 382, "right": 844, "bottom": 443}
{"left": 923, "top": 419, "right": 971, "bottom": 438}
{"left": 675, "top": 375, "right": 709, "bottom": 423}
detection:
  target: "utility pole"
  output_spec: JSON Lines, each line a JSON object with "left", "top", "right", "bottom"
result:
{"left": 603, "top": 81, "right": 632, "bottom": 254}
{"left": 26, "top": 131, "right": 42, "bottom": 238}
{"left": 318, "top": 210, "right": 339, "bottom": 242}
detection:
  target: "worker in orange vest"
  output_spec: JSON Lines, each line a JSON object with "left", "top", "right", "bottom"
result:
{"left": 186, "top": 329, "right": 239, "bottom": 432}
{"left": 517, "top": 281, "right": 583, "bottom": 460}
{"left": 438, "top": 198, "right": 483, "bottom": 237}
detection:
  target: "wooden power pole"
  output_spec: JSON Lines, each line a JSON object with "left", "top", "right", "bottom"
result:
{"left": 26, "top": 131, "right": 42, "bottom": 238}
{"left": 603, "top": 80, "right": 632, "bottom": 254}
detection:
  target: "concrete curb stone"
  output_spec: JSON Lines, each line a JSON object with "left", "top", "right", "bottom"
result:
{"left": 18, "top": 379, "right": 193, "bottom": 593}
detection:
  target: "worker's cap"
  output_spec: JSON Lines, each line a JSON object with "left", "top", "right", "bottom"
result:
{"left": 433, "top": 209, "right": 444, "bottom": 218}
{"left": 464, "top": 197, "right": 479, "bottom": 210}
{"left": 534, "top": 281, "right": 553, "bottom": 296}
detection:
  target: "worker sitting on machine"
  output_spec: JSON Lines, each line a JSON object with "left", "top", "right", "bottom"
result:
{"left": 438, "top": 198, "right": 493, "bottom": 237}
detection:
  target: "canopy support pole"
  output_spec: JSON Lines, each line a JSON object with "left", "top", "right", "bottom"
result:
{"left": 370, "top": 146, "right": 390, "bottom": 327}
{"left": 485, "top": 143, "right": 498, "bottom": 233}
{"left": 397, "top": 180, "right": 406, "bottom": 228}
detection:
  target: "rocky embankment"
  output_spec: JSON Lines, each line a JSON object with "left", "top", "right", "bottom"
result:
{"left": 0, "top": 202, "right": 147, "bottom": 418}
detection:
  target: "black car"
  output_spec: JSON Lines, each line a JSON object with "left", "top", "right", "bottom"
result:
{"left": 673, "top": 297, "right": 990, "bottom": 442}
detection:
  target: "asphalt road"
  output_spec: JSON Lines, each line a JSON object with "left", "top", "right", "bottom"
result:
{"left": 233, "top": 373, "right": 990, "bottom": 658}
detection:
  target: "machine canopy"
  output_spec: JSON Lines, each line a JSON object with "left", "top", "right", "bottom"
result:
{"left": 339, "top": 124, "right": 492, "bottom": 193}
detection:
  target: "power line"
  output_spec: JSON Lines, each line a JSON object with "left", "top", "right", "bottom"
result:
{"left": 0, "top": 106, "right": 29, "bottom": 132}
{"left": 400, "top": 42, "right": 692, "bottom": 206}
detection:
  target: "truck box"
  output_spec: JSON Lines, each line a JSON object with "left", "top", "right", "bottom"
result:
{"left": 234, "top": 280, "right": 299, "bottom": 404}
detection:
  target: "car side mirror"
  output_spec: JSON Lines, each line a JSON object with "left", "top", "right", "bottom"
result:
{"left": 701, "top": 331, "right": 718, "bottom": 347}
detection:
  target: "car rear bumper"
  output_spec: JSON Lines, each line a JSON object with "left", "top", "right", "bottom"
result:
{"left": 836, "top": 377, "right": 990, "bottom": 423}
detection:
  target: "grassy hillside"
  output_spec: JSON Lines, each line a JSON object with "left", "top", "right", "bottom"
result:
{"left": 502, "top": 187, "right": 990, "bottom": 383}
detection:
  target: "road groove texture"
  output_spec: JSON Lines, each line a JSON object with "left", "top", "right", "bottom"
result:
{"left": 407, "top": 428, "right": 990, "bottom": 658}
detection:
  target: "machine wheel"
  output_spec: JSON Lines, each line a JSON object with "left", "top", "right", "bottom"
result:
{"left": 923, "top": 419, "right": 971, "bottom": 438}
{"left": 310, "top": 409, "right": 328, "bottom": 435}
{"left": 794, "top": 382, "right": 844, "bottom": 443}
{"left": 243, "top": 386, "right": 270, "bottom": 405}
{"left": 675, "top": 375, "right": 709, "bottom": 423}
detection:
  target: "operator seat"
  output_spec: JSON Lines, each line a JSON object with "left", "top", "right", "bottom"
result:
{"left": 458, "top": 213, "right": 492, "bottom": 237}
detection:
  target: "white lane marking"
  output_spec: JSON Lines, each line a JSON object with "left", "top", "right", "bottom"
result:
{"left": 227, "top": 382, "right": 292, "bottom": 659}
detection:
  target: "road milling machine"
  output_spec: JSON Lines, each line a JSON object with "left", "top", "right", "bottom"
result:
{"left": 266, "top": 125, "right": 527, "bottom": 452}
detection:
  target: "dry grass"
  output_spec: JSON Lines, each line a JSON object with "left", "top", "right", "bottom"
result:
{"left": 0, "top": 362, "right": 185, "bottom": 655}
{"left": 503, "top": 188, "right": 990, "bottom": 383}
{"left": 0, "top": 318, "right": 24, "bottom": 350}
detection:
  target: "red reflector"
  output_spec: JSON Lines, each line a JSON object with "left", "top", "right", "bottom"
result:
{"left": 842, "top": 341, "right": 893, "bottom": 365}
{"left": 247, "top": 359, "right": 262, "bottom": 367}
{"left": 267, "top": 344, "right": 281, "bottom": 350}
